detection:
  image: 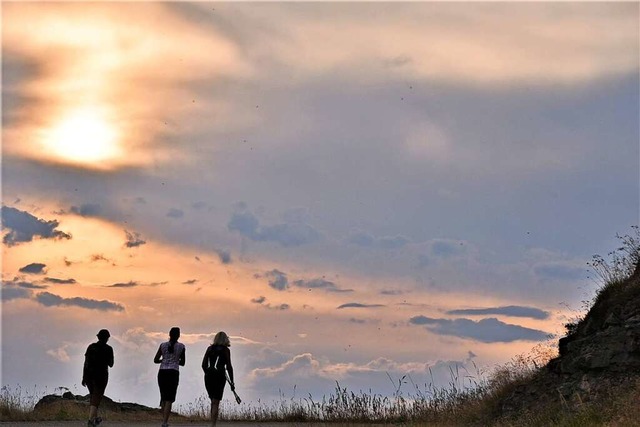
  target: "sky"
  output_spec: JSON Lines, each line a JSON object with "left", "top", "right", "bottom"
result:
{"left": 1, "top": 1, "right": 639, "bottom": 411}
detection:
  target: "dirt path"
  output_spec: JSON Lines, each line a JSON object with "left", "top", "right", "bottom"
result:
{"left": 0, "top": 423, "right": 323, "bottom": 427}
{"left": 0, "top": 422, "right": 360, "bottom": 426}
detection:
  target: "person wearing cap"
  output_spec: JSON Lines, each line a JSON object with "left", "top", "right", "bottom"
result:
{"left": 82, "top": 329, "right": 114, "bottom": 427}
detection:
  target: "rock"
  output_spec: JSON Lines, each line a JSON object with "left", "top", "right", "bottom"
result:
{"left": 498, "top": 261, "right": 640, "bottom": 419}
{"left": 33, "top": 392, "right": 168, "bottom": 419}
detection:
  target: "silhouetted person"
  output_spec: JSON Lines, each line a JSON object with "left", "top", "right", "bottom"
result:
{"left": 154, "top": 327, "right": 186, "bottom": 427}
{"left": 82, "top": 329, "right": 114, "bottom": 427}
{"left": 202, "top": 331, "right": 235, "bottom": 426}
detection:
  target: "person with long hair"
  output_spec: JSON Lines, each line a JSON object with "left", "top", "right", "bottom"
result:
{"left": 154, "top": 327, "right": 186, "bottom": 427}
{"left": 201, "top": 331, "right": 234, "bottom": 426}
{"left": 82, "top": 329, "right": 114, "bottom": 427}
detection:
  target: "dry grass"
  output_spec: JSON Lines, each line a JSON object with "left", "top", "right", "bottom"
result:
{"left": 2, "top": 349, "right": 639, "bottom": 426}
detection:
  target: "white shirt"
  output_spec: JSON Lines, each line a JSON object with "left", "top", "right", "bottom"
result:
{"left": 159, "top": 341, "right": 185, "bottom": 370}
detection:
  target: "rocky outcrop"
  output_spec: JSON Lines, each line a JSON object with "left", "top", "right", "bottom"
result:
{"left": 500, "top": 262, "right": 640, "bottom": 416}
{"left": 33, "top": 391, "right": 172, "bottom": 419}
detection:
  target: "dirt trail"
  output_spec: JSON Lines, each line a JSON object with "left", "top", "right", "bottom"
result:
{"left": 0, "top": 422, "right": 361, "bottom": 427}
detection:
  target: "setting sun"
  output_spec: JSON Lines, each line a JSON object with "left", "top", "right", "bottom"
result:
{"left": 43, "top": 108, "right": 121, "bottom": 164}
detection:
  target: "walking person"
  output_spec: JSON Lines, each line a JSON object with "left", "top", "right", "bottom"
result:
{"left": 202, "top": 331, "right": 235, "bottom": 426}
{"left": 82, "top": 329, "right": 114, "bottom": 427}
{"left": 154, "top": 327, "right": 186, "bottom": 427}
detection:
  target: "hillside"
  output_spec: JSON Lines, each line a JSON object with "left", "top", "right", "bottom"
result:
{"left": 493, "top": 260, "right": 640, "bottom": 426}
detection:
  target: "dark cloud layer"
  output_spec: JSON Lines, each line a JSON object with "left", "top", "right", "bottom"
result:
{"left": 107, "top": 281, "right": 139, "bottom": 288}
{"left": 14, "top": 281, "right": 47, "bottom": 289}
{"left": 446, "top": 305, "right": 549, "bottom": 320}
{"left": 19, "top": 262, "right": 47, "bottom": 274}
{"left": 409, "top": 315, "right": 549, "bottom": 343}
{"left": 35, "top": 292, "right": 124, "bottom": 311}
{"left": 1, "top": 206, "right": 71, "bottom": 246}
{"left": 228, "top": 207, "right": 321, "bottom": 247}
{"left": 43, "top": 277, "right": 77, "bottom": 284}
{"left": 1, "top": 286, "right": 33, "bottom": 301}
{"left": 337, "top": 302, "right": 385, "bottom": 309}
{"left": 293, "top": 278, "right": 352, "bottom": 293}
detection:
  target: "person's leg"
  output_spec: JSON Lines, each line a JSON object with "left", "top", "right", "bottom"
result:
{"left": 90, "top": 379, "right": 106, "bottom": 425}
{"left": 162, "top": 400, "right": 172, "bottom": 424}
{"left": 86, "top": 381, "right": 98, "bottom": 425}
{"left": 210, "top": 398, "right": 221, "bottom": 426}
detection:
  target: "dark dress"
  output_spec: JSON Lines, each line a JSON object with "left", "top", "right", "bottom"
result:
{"left": 83, "top": 341, "right": 114, "bottom": 406}
{"left": 202, "top": 345, "right": 233, "bottom": 400}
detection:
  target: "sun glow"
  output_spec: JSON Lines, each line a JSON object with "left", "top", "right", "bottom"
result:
{"left": 43, "top": 108, "right": 121, "bottom": 164}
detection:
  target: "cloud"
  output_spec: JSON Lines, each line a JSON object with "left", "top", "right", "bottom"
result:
{"left": 430, "top": 239, "right": 466, "bottom": 258}
{"left": 251, "top": 296, "right": 267, "bottom": 304}
{"left": 236, "top": 3, "right": 638, "bottom": 84}
{"left": 106, "top": 281, "right": 139, "bottom": 288}
{"left": 166, "top": 208, "right": 184, "bottom": 219}
{"left": 446, "top": 305, "right": 550, "bottom": 320}
{"left": 337, "top": 302, "right": 385, "bottom": 309}
{"left": 124, "top": 230, "right": 146, "bottom": 248}
{"left": 216, "top": 249, "right": 231, "bottom": 264}
{"left": 14, "top": 281, "right": 48, "bottom": 289}
{"left": 46, "top": 345, "right": 70, "bottom": 362}
{"left": 91, "top": 254, "right": 113, "bottom": 263}
{"left": 379, "top": 235, "right": 410, "bottom": 249}
{"left": 18, "top": 262, "right": 47, "bottom": 274}
{"left": 43, "top": 277, "right": 77, "bottom": 285}
{"left": 250, "top": 295, "right": 289, "bottom": 310}
{"left": 1, "top": 286, "right": 33, "bottom": 301}
{"left": 2, "top": 2, "right": 248, "bottom": 169}
{"left": 251, "top": 353, "right": 321, "bottom": 379}
{"left": 347, "top": 231, "right": 409, "bottom": 249}
{"left": 191, "top": 201, "right": 207, "bottom": 211}
{"left": 69, "top": 203, "right": 101, "bottom": 217}
{"left": 533, "top": 262, "right": 585, "bottom": 281}
{"left": 263, "top": 269, "right": 289, "bottom": 291}
{"left": 1, "top": 206, "right": 71, "bottom": 246}
{"left": 409, "top": 315, "right": 549, "bottom": 343}
{"left": 228, "top": 210, "right": 260, "bottom": 240}
{"left": 292, "top": 278, "right": 353, "bottom": 293}
{"left": 380, "top": 289, "right": 404, "bottom": 296}
{"left": 35, "top": 292, "right": 124, "bottom": 311}
{"left": 228, "top": 207, "right": 321, "bottom": 247}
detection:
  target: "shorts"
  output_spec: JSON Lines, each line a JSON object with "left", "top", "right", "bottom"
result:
{"left": 158, "top": 369, "right": 180, "bottom": 403}
{"left": 86, "top": 373, "right": 108, "bottom": 407}
{"left": 204, "top": 371, "right": 226, "bottom": 400}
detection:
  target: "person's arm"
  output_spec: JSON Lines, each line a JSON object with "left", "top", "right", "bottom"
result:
{"left": 201, "top": 347, "right": 210, "bottom": 373}
{"left": 82, "top": 346, "right": 90, "bottom": 386}
{"left": 153, "top": 345, "right": 163, "bottom": 364}
{"left": 108, "top": 346, "right": 114, "bottom": 368}
{"left": 226, "top": 347, "right": 234, "bottom": 388}
{"left": 179, "top": 346, "right": 186, "bottom": 367}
